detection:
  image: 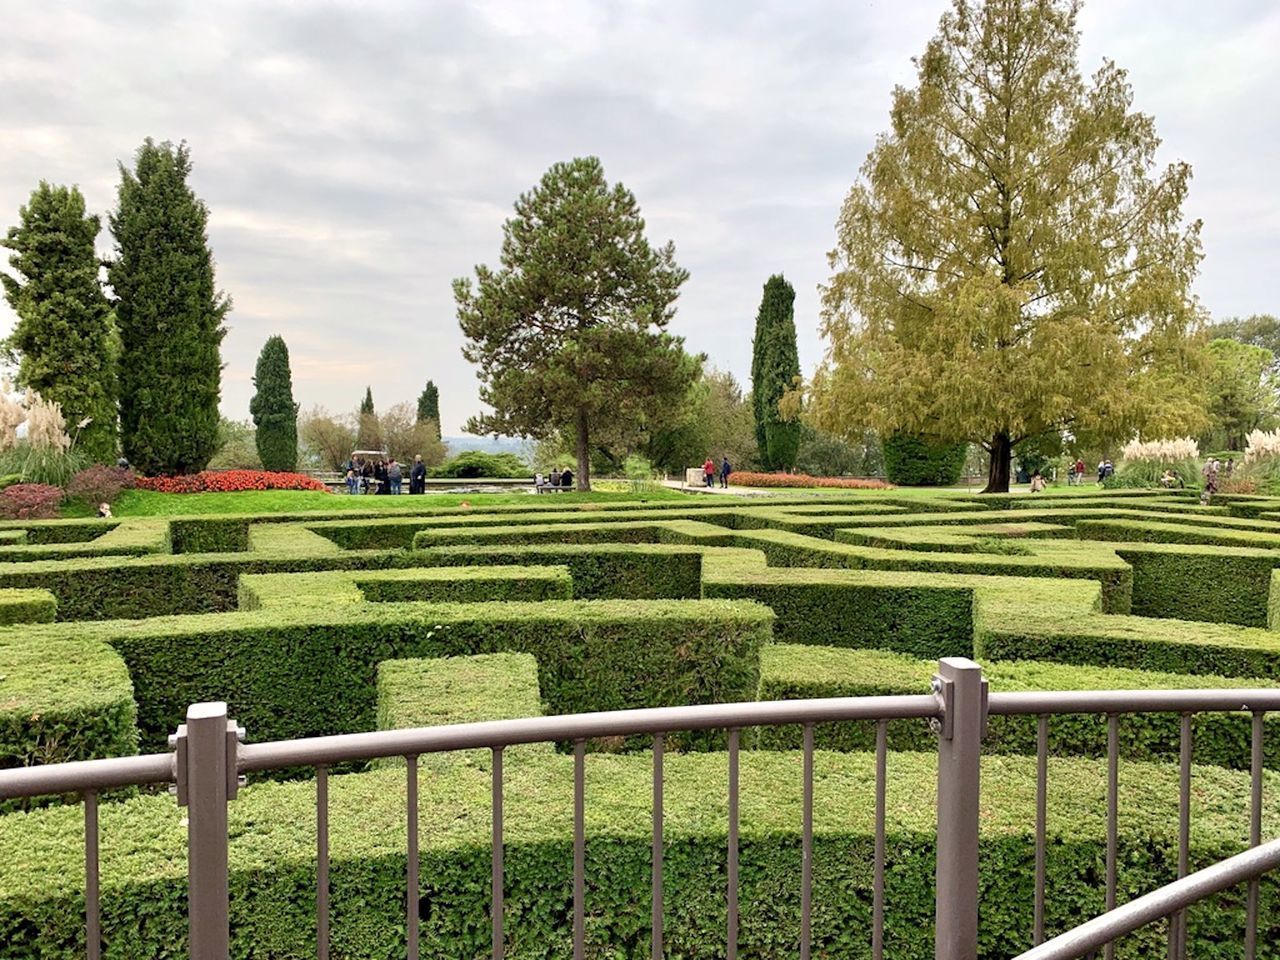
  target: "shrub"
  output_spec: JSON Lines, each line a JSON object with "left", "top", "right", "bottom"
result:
{"left": 0, "top": 484, "right": 63, "bottom": 520}
{"left": 728, "top": 471, "right": 891, "bottom": 489}
{"left": 0, "top": 444, "right": 87, "bottom": 488}
{"left": 66, "top": 465, "right": 134, "bottom": 507}
{"left": 432, "top": 451, "right": 529, "bottom": 478}
{"left": 135, "top": 470, "right": 327, "bottom": 493}
{"left": 881, "top": 432, "right": 967, "bottom": 485}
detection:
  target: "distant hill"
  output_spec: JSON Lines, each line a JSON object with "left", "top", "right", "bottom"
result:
{"left": 443, "top": 435, "right": 534, "bottom": 460}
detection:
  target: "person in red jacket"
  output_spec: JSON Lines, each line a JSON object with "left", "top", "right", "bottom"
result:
{"left": 703, "top": 457, "right": 715, "bottom": 488}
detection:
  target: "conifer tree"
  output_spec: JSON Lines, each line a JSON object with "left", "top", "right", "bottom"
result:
{"left": 249, "top": 335, "right": 298, "bottom": 471}
{"left": 2, "top": 183, "right": 118, "bottom": 462}
{"left": 356, "top": 386, "right": 380, "bottom": 450}
{"left": 109, "top": 140, "right": 228, "bottom": 475}
{"left": 750, "top": 274, "right": 801, "bottom": 471}
{"left": 416, "top": 380, "right": 441, "bottom": 440}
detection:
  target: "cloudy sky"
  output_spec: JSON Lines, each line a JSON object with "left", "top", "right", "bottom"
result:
{"left": 1, "top": 1, "right": 1276, "bottom": 434}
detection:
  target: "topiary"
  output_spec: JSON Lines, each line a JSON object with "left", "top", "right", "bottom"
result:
{"left": 881, "top": 432, "right": 967, "bottom": 485}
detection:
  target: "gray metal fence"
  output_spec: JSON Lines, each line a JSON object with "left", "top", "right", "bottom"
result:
{"left": 0, "top": 656, "right": 1277, "bottom": 960}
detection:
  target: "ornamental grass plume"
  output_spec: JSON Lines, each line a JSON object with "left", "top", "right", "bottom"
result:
{"left": 23, "top": 390, "right": 70, "bottom": 452}
{"left": 1243, "top": 429, "right": 1280, "bottom": 465}
{"left": 0, "top": 383, "right": 24, "bottom": 452}
{"left": 1119, "top": 437, "right": 1200, "bottom": 465}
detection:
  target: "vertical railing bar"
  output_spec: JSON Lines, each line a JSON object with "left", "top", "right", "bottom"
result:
{"left": 873, "top": 719, "right": 887, "bottom": 960}
{"left": 492, "top": 747, "right": 504, "bottom": 960}
{"left": 317, "top": 765, "right": 330, "bottom": 960}
{"left": 801, "top": 722, "right": 814, "bottom": 960}
{"left": 574, "top": 739, "right": 586, "bottom": 960}
{"left": 1105, "top": 714, "right": 1118, "bottom": 960}
{"left": 1172, "top": 713, "right": 1192, "bottom": 960}
{"left": 1033, "top": 715, "right": 1047, "bottom": 948}
{"left": 84, "top": 790, "right": 100, "bottom": 960}
{"left": 407, "top": 754, "right": 419, "bottom": 960}
{"left": 727, "top": 728, "right": 740, "bottom": 960}
{"left": 652, "top": 733, "right": 664, "bottom": 960}
{"left": 1246, "top": 711, "right": 1263, "bottom": 960}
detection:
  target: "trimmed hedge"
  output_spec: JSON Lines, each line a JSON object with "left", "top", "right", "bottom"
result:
{"left": 0, "top": 588, "right": 56, "bottom": 624}
{"left": 0, "top": 749, "right": 1277, "bottom": 959}
{"left": 0, "top": 634, "right": 137, "bottom": 812}
{"left": 20, "top": 599, "right": 771, "bottom": 749}
{"left": 756, "top": 644, "right": 1280, "bottom": 770}
{"left": 1116, "top": 544, "right": 1279, "bottom": 627}
{"left": 169, "top": 517, "right": 250, "bottom": 553}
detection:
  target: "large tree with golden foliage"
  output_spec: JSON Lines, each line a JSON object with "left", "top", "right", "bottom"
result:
{"left": 810, "top": 0, "right": 1207, "bottom": 492}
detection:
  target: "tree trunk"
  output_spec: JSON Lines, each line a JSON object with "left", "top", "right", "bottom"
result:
{"left": 574, "top": 406, "right": 591, "bottom": 491}
{"left": 982, "top": 430, "right": 1012, "bottom": 494}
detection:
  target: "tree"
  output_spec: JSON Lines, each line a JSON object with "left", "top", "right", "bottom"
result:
{"left": 1, "top": 182, "right": 118, "bottom": 462}
{"left": 356, "top": 387, "right": 380, "bottom": 450}
{"left": 1202, "top": 338, "right": 1277, "bottom": 451}
{"left": 249, "top": 335, "right": 298, "bottom": 471}
{"left": 455, "top": 156, "right": 697, "bottom": 490}
{"left": 750, "top": 275, "right": 802, "bottom": 471}
{"left": 207, "top": 418, "right": 262, "bottom": 469}
{"left": 1205, "top": 315, "right": 1280, "bottom": 375}
{"left": 646, "top": 369, "right": 760, "bottom": 475}
{"left": 810, "top": 0, "right": 1206, "bottom": 493}
{"left": 380, "top": 401, "right": 446, "bottom": 466}
{"left": 109, "top": 140, "right": 228, "bottom": 475}
{"left": 298, "top": 406, "right": 356, "bottom": 471}
{"left": 416, "top": 380, "right": 442, "bottom": 440}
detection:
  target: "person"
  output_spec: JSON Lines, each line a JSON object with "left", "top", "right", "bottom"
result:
{"left": 720, "top": 456, "right": 731, "bottom": 489}
{"left": 1160, "top": 469, "right": 1176, "bottom": 489}
{"left": 388, "top": 458, "right": 402, "bottom": 495}
{"left": 116, "top": 456, "right": 130, "bottom": 471}
{"left": 97, "top": 502, "right": 112, "bottom": 518}
{"left": 1226, "top": 457, "right": 1235, "bottom": 477}
{"left": 703, "top": 457, "right": 715, "bottom": 488}
{"left": 411, "top": 455, "right": 427, "bottom": 494}
{"left": 560, "top": 467, "right": 574, "bottom": 489}
{"left": 345, "top": 466, "right": 358, "bottom": 495}
{"left": 1073, "top": 457, "right": 1085, "bottom": 486}
{"left": 1097, "top": 459, "right": 1106, "bottom": 485}
{"left": 360, "top": 458, "right": 374, "bottom": 494}
{"left": 535, "top": 470, "right": 544, "bottom": 489}
{"left": 1029, "top": 471, "right": 1046, "bottom": 493}
{"left": 550, "top": 467, "right": 561, "bottom": 488}
{"left": 374, "top": 459, "right": 388, "bottom": 495}
{"left": 1103, "top": 459, "right": 1114, "bottom": 480}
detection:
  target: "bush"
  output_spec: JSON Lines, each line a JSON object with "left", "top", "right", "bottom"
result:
{"left": 0, "top": 484, "right": 63, "bottom": 520}
{"left": 881, "top": 433, "right": 967, "bottom": 485}
{"left": 432, "top": 451, "right": 529, "bottom": 478}
{"left": 728, "top": 471, "right": 892, "bottom": 489}
{"left": 66, "top": 465, "right": 135, "bottom": 507}
{"left": 135, "top": 470, "right": 327, "bottom": 493}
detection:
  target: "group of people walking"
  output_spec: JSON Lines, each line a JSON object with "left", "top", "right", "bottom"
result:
{"left": 703, "top": 457, "right": 731, "bottom": 488}
{"left": 344, "top": 454, "right": 429, "bottom": 495}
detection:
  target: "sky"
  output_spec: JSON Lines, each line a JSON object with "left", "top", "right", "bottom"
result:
{"left": 1, "top": 1, "right": 1277, "bottom": 435}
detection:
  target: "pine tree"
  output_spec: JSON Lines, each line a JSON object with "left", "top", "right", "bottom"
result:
{"left": 109, "top": 140, "right": 228, "bottom": 475}
{"left": 416, "top": 380, "right": 441, "bottom": 440}
{"left": 249, "top": 336, "right": 298, "bottom": 471}
{"left": 2, "top": 183, "right": 119, "bottom": 462}
{"left": 750, "top": 275, "right": 801, "bottom": 471}
{"left": 456, "top": 157, "right": 696, "bottom": 490}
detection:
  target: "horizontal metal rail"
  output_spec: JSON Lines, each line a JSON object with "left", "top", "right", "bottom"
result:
{"left": 237, "top": 694, "right": 942, "bottom": 771}
{"left": 0, "top": 751, "right": 174, "bottom": 800}
{"left": 1011, "top": 836, "right": 1280, "bottom": 960}
{"left": 989, "top": 689, "right": 1280, "bottom": 715}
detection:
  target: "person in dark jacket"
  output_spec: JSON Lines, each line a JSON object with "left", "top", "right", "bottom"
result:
{"left": 374, "top": 459, "right": 389, "bottom": 494}
{"left": 410, "top": 455, "right": 427, "bottom": 494}
{"left": 719, "top": 456, "right": 731, "bottom": 489}
{"left": 560, "top": 467, "right": 574, "bottom": 489}
{"left": 360, "top": 458, "right": 374, "bottom": 494}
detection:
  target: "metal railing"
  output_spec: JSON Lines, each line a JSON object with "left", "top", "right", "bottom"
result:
{"left": 0, "top": 657, "right": 1276, "bottom": 960}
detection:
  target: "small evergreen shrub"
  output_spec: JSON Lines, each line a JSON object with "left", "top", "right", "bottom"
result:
{"left": 881, "top": 433, "right": 967, "bottom": 486}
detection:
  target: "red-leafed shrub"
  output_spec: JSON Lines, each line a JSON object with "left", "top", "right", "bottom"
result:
{"left": 728, "top": 471, "right": 893, "bottom": 490}
{"left": 135, "top": 470, "right": 329, "bottom": 494}
{"left": 67, "top": 465, "right": 135, "bottom": 506}
{"left": 0, "top": 483, "right": 65, "bottom": 519}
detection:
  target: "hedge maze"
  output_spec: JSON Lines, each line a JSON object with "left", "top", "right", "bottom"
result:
{"left": 4, "top": 490, "right": 1280, "bottom": 957}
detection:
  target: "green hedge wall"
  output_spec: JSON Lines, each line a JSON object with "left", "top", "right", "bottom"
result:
{"left": 0, "top": 750, "right": 1275, "bottom": 959}
{"left": 357, "top": 567, "right": 573, "bottom": 604}
{"left": 55, "top": 599, "right": 771, "bottom": 749}
{"left": 169, "top": 517, "right": 251, "bottom": 553}
{"left": 756, "top": 644, "right": 1280, "bottom": 770}
{"left": 0, "top": 588, "right": 56, "bottom": 624}
{"left": 882, "top": 433, "right": 967, "bottom": 486}
{"left": 1117, "top": 545, "right": 1278, "bottom": 627}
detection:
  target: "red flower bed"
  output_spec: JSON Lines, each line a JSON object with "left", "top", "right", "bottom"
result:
{"left": 136, "top": 470, "right": 329, "bottom": 494}
{"left": 729, "top": 471, "right": 893, "bottom": 490}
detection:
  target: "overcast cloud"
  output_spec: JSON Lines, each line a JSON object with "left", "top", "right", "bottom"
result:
{"left": 1, "top": 0, "right": 1276, "bottom": 434}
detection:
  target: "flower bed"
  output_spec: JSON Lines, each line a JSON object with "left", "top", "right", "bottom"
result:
{"left": 729, "top": 471, "right": 892, "bottom": 490}
{"left": 136, "top": 470, "right": 328, "bottom": 494}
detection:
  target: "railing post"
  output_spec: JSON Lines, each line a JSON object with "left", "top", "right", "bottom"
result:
{"left": 173, "top": 702, "right": 239, "bottom": 960}
{"left": 933, "top": 658, "right": 988, "bottom": 960}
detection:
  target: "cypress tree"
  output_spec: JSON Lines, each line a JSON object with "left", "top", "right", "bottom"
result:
{"left": 356, "top": 386, "right": 380, "bottom": 449}
{"left": 1, "top": 182, "right": 118, "bottom": 462}
{"left": 360, "top": 386, "right": 375, "bottom": 417}
{"left": 750, "top": 274, "right": 801, "bottom": 470}
{"left": 249, "top": 336, "right": 298, "bottom": 471}
{"left": 416, "top": 380, "right": 441, "bottom": 440}
{"left": 109, "top": 140, "right": 228, "bottom": 475}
